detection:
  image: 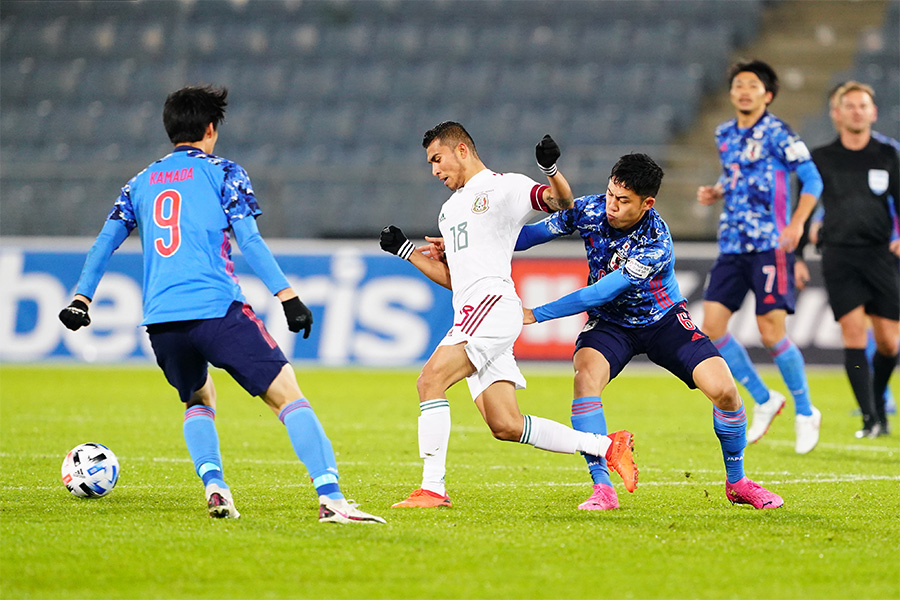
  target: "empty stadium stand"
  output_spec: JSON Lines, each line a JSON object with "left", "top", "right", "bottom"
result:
{"left": 2, "top": 0, "right": 774, "bottom": 238}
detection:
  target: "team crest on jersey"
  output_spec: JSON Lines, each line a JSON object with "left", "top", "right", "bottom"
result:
{"left": 608, "top": 247, "right": 627, "bottom": 272}
{"left": 742, "top": 138, "right": 763, "bottom": 161}
{"left": 868, "top": 169, "right": 889, "bottom": 195}
{"left": 472, "top": 193, "right": 489, "bottom": 214}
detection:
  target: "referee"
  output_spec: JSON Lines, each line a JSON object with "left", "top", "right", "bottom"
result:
{"left": 810, "top": 81, "right": 900, "bottom": 438}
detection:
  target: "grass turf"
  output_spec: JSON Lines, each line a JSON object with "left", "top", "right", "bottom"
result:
{"left": 1, "top": 365, "right": 898, "bottom": 599}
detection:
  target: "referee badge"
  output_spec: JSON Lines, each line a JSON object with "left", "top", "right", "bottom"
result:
{"left": 868, "top": 169, "right": 889, "bottom": 195}
{"left": 472, "top": 193, "right": 489, "bottom": 213}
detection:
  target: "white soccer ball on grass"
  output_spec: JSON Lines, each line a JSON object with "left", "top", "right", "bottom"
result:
{"left": 61, "top": 442, "right": 119, "bottom": 498}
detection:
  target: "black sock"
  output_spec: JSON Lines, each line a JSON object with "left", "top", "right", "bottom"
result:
{"left": 872, "top": 351, "right": 898, "bottom": 426}
{"left": 845, "top": 348, "right": 877, "bottom": 429}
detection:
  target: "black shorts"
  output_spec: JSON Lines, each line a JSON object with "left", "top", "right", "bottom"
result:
{"left": 822, "top": 245, "right": 900, "bottom": 321}
{"left": 574, "top": 303, "right": 721, "bottom": 389}
{"left": 146, "top": 301, "right": 289, "bottom": 403}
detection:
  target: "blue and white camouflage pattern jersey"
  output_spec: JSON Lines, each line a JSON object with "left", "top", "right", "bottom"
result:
{"left": 714, "top": 111, "right": 819, "bottom": 254}
{"left": 107, "top": 146, "right": 263, "bottom": 324}
{"left": 542, "top": 194, "right": 684, "bottom": 327}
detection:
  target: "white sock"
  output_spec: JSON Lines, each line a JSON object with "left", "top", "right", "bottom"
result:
{"left": 418, "top": 399, "right": 451, "bottom": 496}
{"left": 520, "top": 415, "right": 611, "bottom": 457}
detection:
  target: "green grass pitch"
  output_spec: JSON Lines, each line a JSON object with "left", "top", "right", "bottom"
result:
{"left": 1, "top": 365, "right": 898, "bottom": 599}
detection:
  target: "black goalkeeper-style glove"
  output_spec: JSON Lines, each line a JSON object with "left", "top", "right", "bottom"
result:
{"left": 380, "top": 225, "right": 415, "bottom": 260}
{"left": 535, "top": 134, "right": 561, "bottom": 177}
{"left": 282, "top": 297, "right": 313, "bottom": 339}
{"left": 59, "top": 299, "right": 91, "bottom": 331}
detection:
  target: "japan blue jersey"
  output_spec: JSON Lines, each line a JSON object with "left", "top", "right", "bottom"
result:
{"left": 714, "top": 111, "right": 817, "bottom": 254}
{"left": 107, "top": 146, "right": 262, "bottom": 325}
{"left": 543, "top": 194, "right": 684, "bottom": 327}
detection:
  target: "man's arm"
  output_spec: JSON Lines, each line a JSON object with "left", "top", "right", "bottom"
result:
{"left": 780, "top": 161, "right": 823, "bottom": 251}
{"left": 380, "top": 225, "right": 451, "bottom": 289}
{"left": 542, "top": 171, "right": 574, "bottom": 211}
{"left": 535, "top": 134, "right": 574, "bottom": 211}
{"left": 889, "top": 148, "right": 900, "bottom": 256}
{"left": 515, "top": 220, "right": 560, "bottom": 252}
{"left": 232, "top": 216, "right": 313, "bottom": 337}
{"left": 59, "top": 219, "right": 131, "bottom": 330}
{"left": 409, "top": 248, "right": 452, "bottom": 289}
{"left": 524, "top": 269, "right": 632, "bottom": 324}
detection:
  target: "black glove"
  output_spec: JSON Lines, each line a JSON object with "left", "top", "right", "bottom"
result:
{"left": 282, "top": 297, "right": 313, "bottom": 339}
{"left": 535, "top": 134, "right": 561, "bottom": 177}
{"left": 59, "top": 299, "right": 91, "bottom": 331}
{"left": 380, "top": 225, "right": 415, "bottom": 260}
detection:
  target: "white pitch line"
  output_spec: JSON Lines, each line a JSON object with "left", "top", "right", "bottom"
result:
{"left": 4, "top": 474, "right": 898, "bottom": 493}
{"left": 759, "top": 439, "right": 898, "bottom": 453}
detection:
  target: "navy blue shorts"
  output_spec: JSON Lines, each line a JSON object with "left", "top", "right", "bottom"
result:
{"left": 574, "top": 303, "right": 720, "bottom": 389}
{"left": 703, "top": 249, "right": 796, "bottom": 315}
{"left": 146, "top": 301, "right": 289, "bottom": 403}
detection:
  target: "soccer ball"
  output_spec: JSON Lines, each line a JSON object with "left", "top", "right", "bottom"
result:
{"left": 61, "top": 443, "right": 119, "bottom": 498}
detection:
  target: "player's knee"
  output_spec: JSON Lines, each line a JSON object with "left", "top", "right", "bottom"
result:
{"left": 416, "top": 369, "right": 437, "bottom": 399}
{"left": 486, "top": 416, "right": 522, "bottom": 442}
{"left": 707, "top": 378, "right": 741, "bottom": 411}
{"left": 573, "top": 368, "right": 604, "bottom": 396}
{"left": 876, "top": 338, "right": 900, "bottom": 356}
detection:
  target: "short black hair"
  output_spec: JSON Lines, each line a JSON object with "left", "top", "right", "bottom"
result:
{"left": 422, "top": 121, "right": 478, "bottom": 155}
{"left": 609, "top": 153, "right": 664, "bottom": 199}
{"left": 728, "top": 59, "right": 779, "bottom": 100}
{"left": 163, "top": 85, "right": 228, "bottom": 145}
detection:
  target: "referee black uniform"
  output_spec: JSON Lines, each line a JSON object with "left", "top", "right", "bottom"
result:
{"left": 811, "top": 136, "right": 900, "bottom": 433}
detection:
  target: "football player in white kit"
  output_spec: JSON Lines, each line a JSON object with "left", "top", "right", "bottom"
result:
{"left": 380, "top": 121, "right": 637, "bottom": 508}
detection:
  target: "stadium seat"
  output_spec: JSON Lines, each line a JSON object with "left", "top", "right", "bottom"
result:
{"left": 0, "top": 0, "right": 757, "bottom": 239}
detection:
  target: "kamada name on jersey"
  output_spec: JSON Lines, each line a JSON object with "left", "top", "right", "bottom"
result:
{"left": 149, "top": 167, "right": 194, "bottom": 185}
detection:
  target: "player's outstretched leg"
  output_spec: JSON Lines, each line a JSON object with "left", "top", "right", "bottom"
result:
{"left": 604, "top": 430, "right": 638, "bottom": 493}
{"left": 279, "top": 398, "right": 385, "bottom": 524}
{"left": 183, "top": 405, "right": 240, "bottom": 519}
{"left": 726, "top": 477, "right": 784, "bottom": 509}
{"left": 571, "top": 396, "right": 618, "bottom": 510}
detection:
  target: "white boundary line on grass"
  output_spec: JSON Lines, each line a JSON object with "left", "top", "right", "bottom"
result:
{"left": 3, "top": 473, "right": 898, "bottom": 492}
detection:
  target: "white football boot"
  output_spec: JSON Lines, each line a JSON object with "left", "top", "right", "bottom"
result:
{"left": 319, "top": 497, "right": 386, "bottom": 524}
{"left": 206, "top": 482, "right": 240, "bottom": 519}
{"left": 794, "top": 407, "right": 822, "bottom": 454}
{"left": 746, "top": 390, "right": 786, "bottom": 444}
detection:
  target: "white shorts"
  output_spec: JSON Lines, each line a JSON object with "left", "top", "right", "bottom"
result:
{"left": 437, "top": 290, "right": 527, "bottom": 400}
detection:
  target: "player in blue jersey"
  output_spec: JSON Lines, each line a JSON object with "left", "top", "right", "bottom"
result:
{"left": 696, "top": 60, "right": 824, "bottom": 454}
{"left": 58, "top": 86, "right": 384, "bottom": 524}
{"left": 518, "top": 153, "right": 783, "bottom": 510}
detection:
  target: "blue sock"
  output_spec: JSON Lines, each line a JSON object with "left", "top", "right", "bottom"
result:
{"left": 714, "top": 334, "right": 770, "bottom": 404}
{"left": 713, "top": 405, "right": 747, "bottom": 484}
{"left": 183, "top": 405, "right": 227, "bottom": 488}
{"left": 768, "top": 337, "right": 812, "bottom": 416}
{"left": 279, "top": 399, "right": 343, "bottom": 500}
{"left": 570, "top": 396, "right": 613, "bottom": 487}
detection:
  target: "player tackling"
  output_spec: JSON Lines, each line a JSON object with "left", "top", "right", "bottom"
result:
{"left": 519, "top": 153, "right": 784, "bottom": 509}
{"left": 379, "top": 122, "right": 637, "bottom": 508}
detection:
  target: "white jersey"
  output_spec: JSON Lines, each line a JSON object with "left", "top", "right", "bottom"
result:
{"left": 438, "top": 168, "right": 551, "bottom": 304}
